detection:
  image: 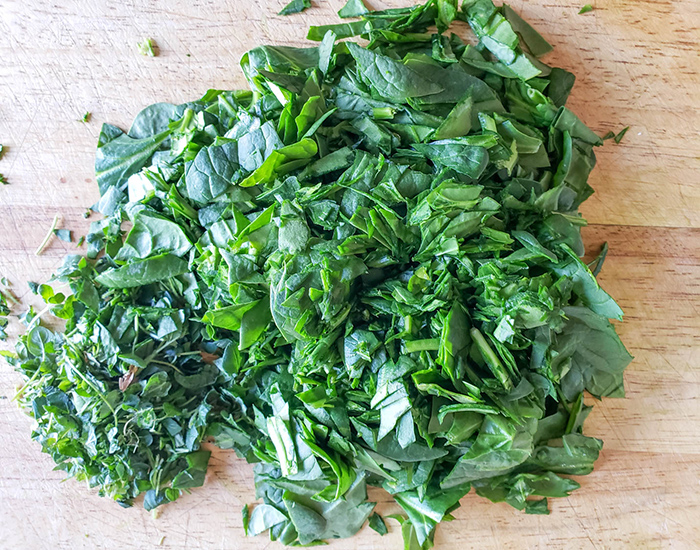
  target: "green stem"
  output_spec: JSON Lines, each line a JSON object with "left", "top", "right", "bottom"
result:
{"left": 565, "top": 392, "right": 584, "bottom": 434}
{"left": 64, "top": 343, "right": 118, "bottom": 425}
{"left": 35, "top": 214, "right": 60, "bottom": 255}
{"left": 0, "top": 287, "right": 19, "bottom": 305}
{"left": 11, "top": 366, "right": 42, "bottom": 402}
{"left": 218, "top": 94, "right": 237, "bottom": 118}
{"left": 470, "top": 328, "right": 513, "bottom": 391}
{"left": 149, "top": 359, "right": 183, "bottom": 374}
{"left": 25, "top": 304, "right": 51, "bottom": 331}
{"left": 178, "top": 108, "right": 194, "bottom": 132}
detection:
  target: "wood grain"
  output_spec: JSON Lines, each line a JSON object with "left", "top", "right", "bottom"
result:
{"left": 0, "top": 0, "right": 699, "bottom": 549}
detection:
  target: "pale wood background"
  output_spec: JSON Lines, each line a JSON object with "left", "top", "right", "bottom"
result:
{"left": 0, "top": 0, "right": 699, "bottom": 549}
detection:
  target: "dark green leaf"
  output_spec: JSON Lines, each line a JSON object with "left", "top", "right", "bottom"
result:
{"left": 368, "top": 512, "right": 388, "bottom": 535}
{"left": 278, "top": 0, "right": 311, "bottom": 16}
{"left": 614, "top": 126, "right": 630, "bottom": 144}
{"left": 95, "top": 253, "right": 188, "bottom": 288}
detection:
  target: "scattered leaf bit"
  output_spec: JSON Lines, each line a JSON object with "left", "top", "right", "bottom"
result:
{"left": 278, "top": 0, "right": 311, "bottom": 16}
{"left": 53, "top": 229, "right": 73, "bottom": 243}
{"left": 368, "top": 513, "right": 388, "bottom": 535}
{"left": 614, "top": 126, "right": 630, "bottom": 144}
{"left": 137, "top": 38, "right": 157, "bottom": 57}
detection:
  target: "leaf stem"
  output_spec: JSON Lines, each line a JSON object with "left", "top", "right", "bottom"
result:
{"left": 35, "top": 214, "right": 60, "bottom": 255}
{"left": 0, "top": 288, "right": 19, "bottom": 306}
{"left": 11, "top": 366, "right": 42, "bottom": 402}
{"left": 470, "top": 328, "right": 514, "bottom": 391}
{"left": 25, "top": 304, "right": 52, "bottom": 331}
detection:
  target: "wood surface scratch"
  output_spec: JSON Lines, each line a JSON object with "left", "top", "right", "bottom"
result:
{"left": 0, "top": 0, "right": 698, "bottom": 549}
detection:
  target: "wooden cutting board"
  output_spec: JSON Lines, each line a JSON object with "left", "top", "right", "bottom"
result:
{"left": 0, "top": 0, "right": 698, "bottom": 548}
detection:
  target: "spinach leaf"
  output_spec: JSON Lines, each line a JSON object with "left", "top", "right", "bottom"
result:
{"left": 346, "top": 42, "right": 443, "bottom": 103}
{"left": 553, "top": 306, "right": 633, "bottom": 400}
{"left": 117, "top": 209, "right": 193, "bottom": 259}
{"left": 128, "top": 102, "right": 179, "bottom": 139}
{"left": 95, "top": 253, "right": 188, "bottom": 288}
{"left": 185, "top": 142, "right": 240, "bottom": 203}
{"left": 95, "top": 124, "right": 172, "bottom": 194}
{"left": 502, "top": 4, "right": 553, "bottom": 57}
{"left": 413, "top": 137, "right": 493, "bottom": 178}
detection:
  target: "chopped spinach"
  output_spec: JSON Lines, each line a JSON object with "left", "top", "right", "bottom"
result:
{"left": 8, "top": 2, "right": 631, "bottom": 548}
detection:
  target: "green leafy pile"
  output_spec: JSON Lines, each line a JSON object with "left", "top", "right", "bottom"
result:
{"left": 7, "top": 0, "right": 632, "bottom": 547}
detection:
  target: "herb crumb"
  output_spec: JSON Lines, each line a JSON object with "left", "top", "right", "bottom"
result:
{"left": 137, "top": 38, "right": 157, "bottom": 57}
{"left": 614, "top": 126, "right": 630, "bottom": 144}
{"left": 579, "top": 4, "right": 593, "bottom": 14}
